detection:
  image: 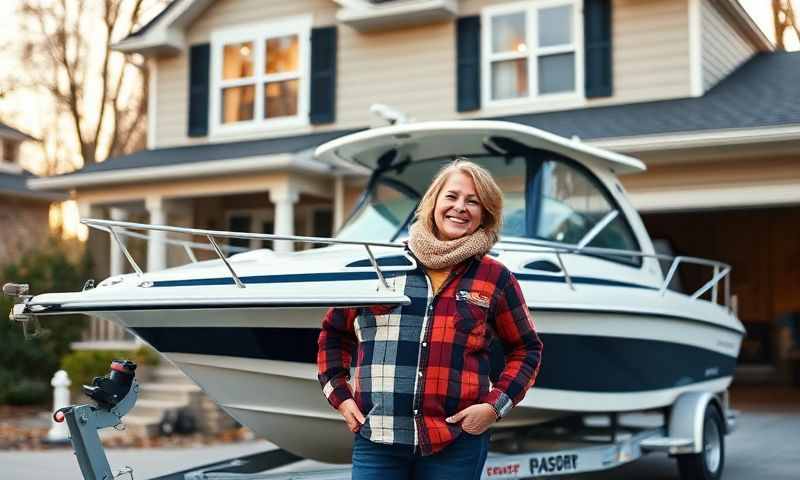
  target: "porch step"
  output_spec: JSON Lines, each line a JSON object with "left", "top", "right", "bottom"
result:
{"left": 129, "top": 399, "right": 188, "bottom": 419}
{"left": 151, "top": 365, "right": 196, "bottom": 385}
{"left": 138, "top": 382, "right": 201, "bottom": 402}
{"left": 111, "top": 414, "right": 163, "bottom": 438}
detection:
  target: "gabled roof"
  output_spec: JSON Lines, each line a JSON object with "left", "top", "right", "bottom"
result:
{"left": 497, "top": 51, "right": 800, "bottom": 143}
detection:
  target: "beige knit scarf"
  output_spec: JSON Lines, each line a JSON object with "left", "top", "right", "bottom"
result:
{"left": 407, "top": 222, "right": 496, "bottom": 270}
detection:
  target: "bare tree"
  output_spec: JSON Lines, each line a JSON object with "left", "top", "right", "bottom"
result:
{"left": 18, "top": 0, "right": 164, "bottom": 172}
{"left": 773, "top": 0, "right": 800, "bottom": 50}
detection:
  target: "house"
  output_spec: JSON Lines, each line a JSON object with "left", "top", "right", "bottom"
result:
{"left": 0, "top": 122, "right": 63, "bottom": 267}
{"left": 27, "top": 0, "right": 800, "bottom": 380}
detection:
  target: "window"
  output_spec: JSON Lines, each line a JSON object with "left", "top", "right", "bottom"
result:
{"left": 210, "top": 17, "right": 310, "bottom": 134}
{"left": 2, "top": 139, "right": 17, "bottom": 163}
{"left": 533, "top": 160, "right": 640, "bottom": 265}
{"left": 483, "top": 1, "right": 581, "bottom": 106}
{"left": 336, "top": 155, "right": 640, "bottom": 267}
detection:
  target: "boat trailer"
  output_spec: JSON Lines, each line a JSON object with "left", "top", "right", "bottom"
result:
{"left": 51, "top": 363, "right": 735, "bottom": 480}
{"left": 162, "top": 393, "right": 736, "bottom": 480}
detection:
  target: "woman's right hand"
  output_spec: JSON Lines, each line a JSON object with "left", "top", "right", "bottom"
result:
{"left": 337, "top": 398, "right": 366, "bottom": 432}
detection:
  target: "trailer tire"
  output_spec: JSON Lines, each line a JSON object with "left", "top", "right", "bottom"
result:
{"left": 676, "top": 404, "right": 725, "bottom": 480}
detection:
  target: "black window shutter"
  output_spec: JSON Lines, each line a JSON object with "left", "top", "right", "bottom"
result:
{"left": 188, "top": 43, "right": 210, "bottom": 137}
{"left": 456, "top": 16, "right": 481, "bottom": 112}
{"left": 584, "top": 0, "right": 613, "bottom": 98}
{"left": 310, "top": 26, "right": 337, "bottom": 125}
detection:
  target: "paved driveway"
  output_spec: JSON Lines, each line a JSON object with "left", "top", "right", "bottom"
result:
{"left": 1, "top": 397, "right": 798, "bottom": 479}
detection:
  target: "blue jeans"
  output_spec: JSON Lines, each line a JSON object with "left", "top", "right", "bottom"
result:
{"left": 351, "top": 431, "right": 490, "bottom": 480}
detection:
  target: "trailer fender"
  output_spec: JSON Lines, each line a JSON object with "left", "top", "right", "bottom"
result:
{"left": 668, "top": 391, "right": 724, "bottom": 454}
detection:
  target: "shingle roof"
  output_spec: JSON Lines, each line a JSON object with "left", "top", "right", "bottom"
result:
{"left": 0, "top": 171, "right": 65, "bottom": 201}
{"left": 64, "top": 128, "right": 361, "bottom": 176}
{"left": 497, "top": 51, "right": 800, "bottom": 139}
{"left": 0, "top": 123, "right": 36, "bottom": 142}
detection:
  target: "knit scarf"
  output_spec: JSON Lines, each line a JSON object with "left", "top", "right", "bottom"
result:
{"left": 407, "top": 222, "right": 496, "bottom": 270}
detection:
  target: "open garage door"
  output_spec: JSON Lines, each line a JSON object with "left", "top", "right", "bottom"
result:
{"left": 641, "top": 207, "right": 800, "bottom": 378}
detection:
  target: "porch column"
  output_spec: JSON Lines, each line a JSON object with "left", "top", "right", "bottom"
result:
{"left": 109, "top": 208, "right": 128, "bottom": 276}
{"left": 145, "top": 196, "right": 167, "bottom": 272}
{"left": 269, "top": 187, "right": 299, "bottom": 254}
{"left": 333, "top": 175, "right": 345, "bottom": 232}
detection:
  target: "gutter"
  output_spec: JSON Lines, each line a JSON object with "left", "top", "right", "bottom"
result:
{"left": 588, "top": 124, "right": 800, "bottom": 153}
{"left": 27, "top": 153, "right": 334, "bottom": 191}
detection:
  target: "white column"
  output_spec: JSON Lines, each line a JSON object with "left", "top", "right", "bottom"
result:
{"left": 109, "top": 208, "right": 128, "bottom": 276}
{"left": 269, "top": 187, "right": 299, "bottom": 254}
{"left": 146, "top": 196, "right": 167, "bottom": 272}
{"left": 333, "top": 175, "right": 345, "bottom": 232}
{"left": 77, "top": 201, "right": 94, "bottom": 242}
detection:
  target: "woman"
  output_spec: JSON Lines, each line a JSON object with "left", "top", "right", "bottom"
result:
{"left": 317, "top": 159, "right": 543, "bottom": 480}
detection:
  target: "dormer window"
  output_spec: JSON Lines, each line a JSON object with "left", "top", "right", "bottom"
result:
{"left": 482, "top": 1, "right": 582, "bottom": 107}
{"left": 210, "top": 16, "right": 310, "bottom": 135}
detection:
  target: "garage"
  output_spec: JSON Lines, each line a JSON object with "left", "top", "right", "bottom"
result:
{"left": 642, "top": 206, "right": 800, "bottom": 371}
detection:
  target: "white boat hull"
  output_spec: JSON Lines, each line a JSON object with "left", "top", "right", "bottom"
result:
{"left": 92, "top": 303, "right": 740, "bottom": 463}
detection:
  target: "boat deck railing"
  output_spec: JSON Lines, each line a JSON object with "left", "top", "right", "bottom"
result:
{"left": 82, "top": 218, "right": 734, "bottom": 313}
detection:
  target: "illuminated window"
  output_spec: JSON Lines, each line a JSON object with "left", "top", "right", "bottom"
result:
{"left": 484, "top": 2, "right": 580, "bottom": 104}
{"left": 211, "top": 17, "right": 310, "bottom": 133}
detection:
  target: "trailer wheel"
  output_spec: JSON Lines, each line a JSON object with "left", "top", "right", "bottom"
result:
{"left": 676, "top": 404, "right": 725, "bottom": 480}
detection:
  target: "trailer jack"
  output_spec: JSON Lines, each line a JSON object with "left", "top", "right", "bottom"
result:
{"left": 54, "top": 359, "right": 140, "bottom": 480}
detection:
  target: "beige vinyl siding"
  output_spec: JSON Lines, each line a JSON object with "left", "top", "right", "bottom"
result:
{"left": 622, "top": 155, "right": 800, "bottom": 193}
{"left": 588, "top": 0, "right": 691, "bottom": 107}
{"left": 154, "top": 54, "right": 198, "bottom": 148}
{"left": 186, "top": 0, "right": 336, "bottom": 44}
{"left": 336, "top": 22, "right": 455, "bottom": 129}
{"left": 700, "top": 0, "right": 756, "bottom": 91}
{"left": 154, "top": 0, "right": 693, "bottom": 148}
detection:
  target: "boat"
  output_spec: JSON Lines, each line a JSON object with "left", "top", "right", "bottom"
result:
{"left": 5, "top": 121, "right": 743, "bottom": 463}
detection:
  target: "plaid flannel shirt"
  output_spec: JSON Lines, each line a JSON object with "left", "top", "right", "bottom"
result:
{"left": 317, "top": 253, "right": 543, "bottom": 455}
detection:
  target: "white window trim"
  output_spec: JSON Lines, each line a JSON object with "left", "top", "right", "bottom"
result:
{"left": 209, "top": 16, "right": 312, "bottom": 138}
{"left": 481, "top": 0, "right": 585, "bottom": 110}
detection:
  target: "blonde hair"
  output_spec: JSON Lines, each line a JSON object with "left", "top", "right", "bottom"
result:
{"left": 414, "top": 158, "right": 503, "bottom": 242}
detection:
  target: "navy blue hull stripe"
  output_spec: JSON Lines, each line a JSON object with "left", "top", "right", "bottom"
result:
{"left": 152, "top": 271, "right": 657, "bottom": 291}
{"left": 132, "top": 327, "right": 736, "bottom": 393}
{"left": 35, "top": 304, "right": 742, "bottom": 335}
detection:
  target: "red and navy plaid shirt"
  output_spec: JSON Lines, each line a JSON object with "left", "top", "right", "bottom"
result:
{"left": 317, "top": 252, "right": 543, "bottom": 455}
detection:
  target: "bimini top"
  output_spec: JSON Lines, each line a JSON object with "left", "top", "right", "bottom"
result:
{"left": 314, "top": 120, "right": 646, "bottom": 175}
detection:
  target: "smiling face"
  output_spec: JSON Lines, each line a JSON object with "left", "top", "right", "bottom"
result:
{"left": 433, "top": 171, "right": 484, "bottom": 241}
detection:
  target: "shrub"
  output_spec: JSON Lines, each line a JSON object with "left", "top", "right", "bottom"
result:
{"left": 61, "top": 347, "right": 160, "bottom": 397}
{"left": 0, "top": 237, "right": 92, "bottom": 405}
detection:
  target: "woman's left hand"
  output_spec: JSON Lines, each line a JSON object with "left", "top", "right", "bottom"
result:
{"left": 445, "top": 403, "right": 497, "bottom": 435}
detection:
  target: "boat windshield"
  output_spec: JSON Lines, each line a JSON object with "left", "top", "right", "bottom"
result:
{"left": 336, "top": 155, "right": 640, "bottom": 266}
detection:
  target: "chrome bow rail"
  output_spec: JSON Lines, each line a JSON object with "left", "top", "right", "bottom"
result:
{"left": 82, "top": 218, "right": 407, "bottom": 292}
{"left": 81, "top": 219, "right": 733, "bottom": 311}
